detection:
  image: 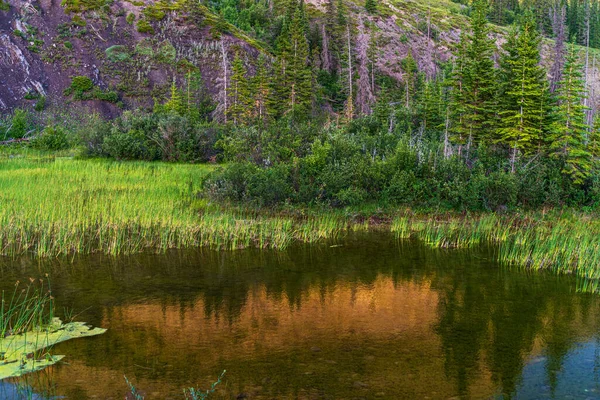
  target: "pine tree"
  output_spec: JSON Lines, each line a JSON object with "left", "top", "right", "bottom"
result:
{"left": 269, "top": 12, "right": 293, "bottom": 118}
{"left": 549, "top": 45, "right": 592, "bottom": 184}
{"left": 288, "top": 0, "right": 313, "bottom": 114}
{"left": 449, "top": 34, "right": 469, "bottom": 153}
{"left": 497, "top": 12, "right": 549, "bottom": 172}
{"left": 228, "top": 54, "right": 250, "bottom": 125}
{"left": 401, "top": 51, "right": 418, "bottom": 110}
{"left": 270, "top": 1, "right": 312, "bottom": 117}
{"left": 461, "top": 0, "right": 498, "bottom": 148}
{"left": 164, "top": 77, "right": 185, "bottom": 115}
{"left": 251, "top": 55, "right": 271, "bottom": 124}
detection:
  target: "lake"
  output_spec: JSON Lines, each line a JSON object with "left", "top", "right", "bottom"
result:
{"left": 1, "top": 233, "right": 599, "bottom": 399}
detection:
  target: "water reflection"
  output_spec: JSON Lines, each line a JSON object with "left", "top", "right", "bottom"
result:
{"left": 0, "top": 234, "right": 599, "bottom": 399}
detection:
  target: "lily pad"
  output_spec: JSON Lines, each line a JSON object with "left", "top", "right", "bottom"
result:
{"left": 0, "top": 318, "right": 106, "bottom": 379}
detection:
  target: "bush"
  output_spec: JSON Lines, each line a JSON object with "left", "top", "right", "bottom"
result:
{"left": 64, "top": 76, "right": 93, "bottom": 96}
{"left": 86, "top": 111, "right": 219, "bottom": 162}
{"left": 105, "top": 45, "right": 130, "bottom": 62}
{"left": 31, "top": 126, "right": 70, "bottom": 150}
{"left": 1, "top": 109, "right": 30, "bottom": 140}
{"left": 136, "top": 20, "right": 154, "bottom": 34}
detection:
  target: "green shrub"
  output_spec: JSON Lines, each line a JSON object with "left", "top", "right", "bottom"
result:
{"left": 2, "top": 109, "right": 30, "bottom": 139}
{"left": 136, "top": 20, "right": 154, "bottom": 34}
{"left": 87, "top": 111, "right": 218, "bottom": 162}
{"left": 30, "top": 126, "right": 70, "bottom": 151}
{"left": 0, "top": 1, "right": 10, "bottom": 12}
{"left": 142, "top": 6, "right": 166, "bottom": 21}
{"left": 156, "top": 40, "right": 176, "bottom": 63}
{"left": 105, "top": 45, "right": 130, "bottom": 62}
{"left": 126, "top": 12, "right": 135, "bottom": 24}
{"left": 71, "top": 15, "right": 87, "bottom": 27}
{"left": 34, "top": 96, "right": 47, "bottom": 112}
{"left": 65, "top": 76, "right": 93, "bottom": 95}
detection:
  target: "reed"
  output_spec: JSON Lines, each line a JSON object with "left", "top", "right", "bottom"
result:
{"left": 0, "top": 277, "right": 53, "bottom": 341}
{"left": 390, "top": 211, "right": 600, "bottom": 285}
{"left": 0, "top": 157, "right": 360, "bottom": 257}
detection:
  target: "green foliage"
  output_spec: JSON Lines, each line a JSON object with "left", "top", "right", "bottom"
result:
{"left": 31, "top": 126, "right": 70, "bottom": 151}
{"left": 549, "top": 45, "right": 591, "bottom": 184}
{"left": 105, "top": 45, "right": 130, "bottom": 62}
{"left": 228, "top": 54, "right": 251, "bottom": 125}
{"left": 61, "top": 0, "right": 108, "bottom": 13}
{"left": 71, "top": 15, "right": 87, "bottom": 26}
{"left": 126, "top": 12, "right": 135, "bottom": 24}
{"left": 66, "top": 76, "right": 93, "bottom": 94}
{"left": 64, "top": 76, "right": 119, "bottom": 103}
{"left": 0, "top": 1, "right": 10, "bottom": 11}
{"left": 34, "top": 96, "right": 47, "bottom": 112}
{"left": 365, "top": 0, "right": 377, "bottom": 14}
{"left": 1, "top": 109, "right": 31, "bottom": 140}
{"left": 496, "top": 11, "right": 549, "bottom": 171}
{"left": 137, "top": 19, "right": 155, "bottom": 34}
{"left": 451, "top": 0, "right": 497, "bottom": 148}
{"left": 156, "top": 40, "right": 176, "bottom": 63}
{"left": 88, "top": 111, "right": 220, "bottom": 162}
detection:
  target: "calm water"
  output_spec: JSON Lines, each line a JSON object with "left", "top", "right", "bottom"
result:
{"left": 1, "top": 233, "right": 600, "bottom": 399}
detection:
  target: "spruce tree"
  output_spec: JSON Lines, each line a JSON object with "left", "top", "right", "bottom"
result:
{"left": 228, "top": 54, "right": 250, "bottom": 125}
{"left": 497, "top": 12, "right": 549, "bottom": 172}
{"left": 288, "top": 0, "right": 313, "bottom": 114}
{"left": 270, "top": 1, "right": 312, "bottom": 117}
{"left": 549, "top": 45, "right": 592, "bottom": 184}
{"left": 251, "top": 55, "right": 271, "bottom": 124}
{"left": 449, "top": 34, "right": 469, "bottom": 153}
{"left": 461, "top": 0, "right": 498, "bottom": 148}
{"left": 164, "top": 77, "right": 185, "bottom": 115}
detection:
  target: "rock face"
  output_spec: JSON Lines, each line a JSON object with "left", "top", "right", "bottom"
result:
{"left": 1, "top": 0, "right": 597, "bottom": 115}
{"left": 0, "top": 0, "right": 261, "bottom": 114}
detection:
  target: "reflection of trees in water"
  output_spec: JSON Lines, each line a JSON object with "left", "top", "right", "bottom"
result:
{"left": 432, "top": 259, "right": 600, "bottom": 399}
{"left": 0, "top": 234, "right": 598, "bottom": 398}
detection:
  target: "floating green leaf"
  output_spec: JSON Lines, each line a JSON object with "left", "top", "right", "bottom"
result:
{"left": 0, "top": 318, "right": 106, "bottom": 379}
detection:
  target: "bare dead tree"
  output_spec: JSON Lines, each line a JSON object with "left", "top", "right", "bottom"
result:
{"left": 321, "top": 25, "right": 332, "bottom": 73}
{"left": 549, "top": 4, "right": 566, "bottom": 93}
{"left": 355, "top": 15, "right": 376, "bottom": 115}
{"left": 345, "top": 23, "right": 354, "bottom": 120}
{"left": 213, "top": 40, "right": 229, "bottom": 123}
{"left": 584, "top": 0, "right": 593, "bottom": 129}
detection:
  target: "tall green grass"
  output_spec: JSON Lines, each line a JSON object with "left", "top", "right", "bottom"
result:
{"left": 391, "top": 212, "right": 600, "bottom": 284}
{"left": 0, "top": 156, "right": 358, "bottom": 257}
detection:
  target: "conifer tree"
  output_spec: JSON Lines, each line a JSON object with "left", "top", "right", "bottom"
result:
{"left": 270, "top": 14, "right": 292, "bottom": 118}
{"left": 270, "top": 1, "right": 312, "bottom": 117}
{"left": 228, "top": 54, "right": 250, "bottom": 125}
{"left": 549, "top": 45, "right": 592, "bottom": 184}
{"left": 461, "top": 0, "right": 497, "bottom": 147}
{"left": 164, "top": 77, "right": 185, "bottom": 115}
{"left": 251, "top": 55, "right": 271, "bottom": 124}
{"left": 449, "top": 33, "right": 469, "bottom": 154}
{"left": 401, "top": 51, "right": 418, "bottom": 110}
{"left": 497, "top": 12, "right": 549, "bottom": 172}
{"left": 288, "top": 0, "right": 313, "bottom": 114}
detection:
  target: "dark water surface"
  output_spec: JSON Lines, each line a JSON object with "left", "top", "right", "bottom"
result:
{"left": 1, "top": 233, "right": 600, "bottom": 399}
